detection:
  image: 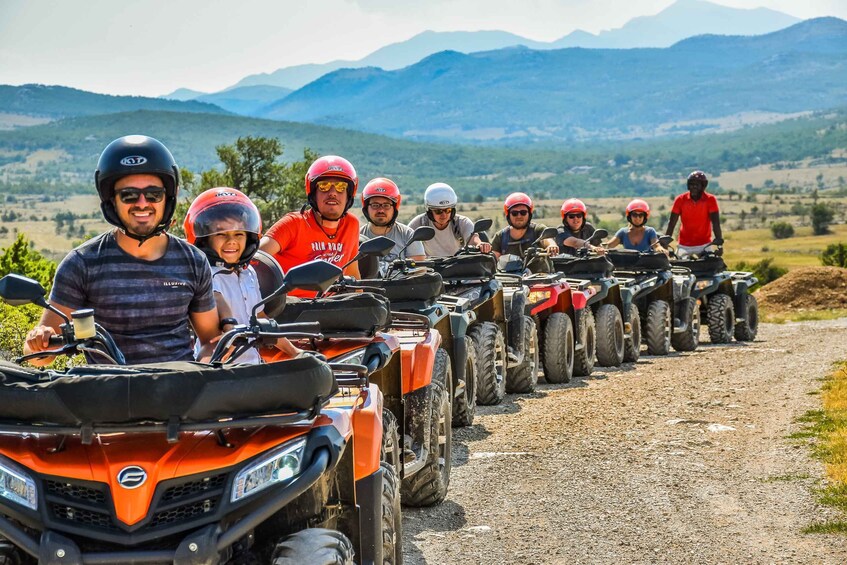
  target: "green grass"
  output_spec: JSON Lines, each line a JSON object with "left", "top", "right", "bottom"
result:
{"left": 794, "top": 363, "right": 847, "bottom": 535}
{"left": 763, "top": 309, "right": 847, "bottom": 324}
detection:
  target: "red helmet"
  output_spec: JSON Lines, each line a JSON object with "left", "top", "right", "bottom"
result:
{"left": 304, "top": 155, "right": 358, "bottom": 214}
{"left": 503, "top": 192, "right": 534, "bottom": 215}
{"left": 626, "top": 199, "right": 650, "bottom": 221}
{"left": 561, "top": 198, "right": 587, "bottom": 220}
{"left": 183, "top": 187, "right": 262, "bottom": 268}
{"left": 361, "top": 177, "right": 401, "bottom": 224}
{"left": 687, "top": 170, "right": 708, "bottom": 189}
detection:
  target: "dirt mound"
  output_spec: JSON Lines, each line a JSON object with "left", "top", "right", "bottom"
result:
{"left": 755, "top": 266, "right": 847, "bottom": 312}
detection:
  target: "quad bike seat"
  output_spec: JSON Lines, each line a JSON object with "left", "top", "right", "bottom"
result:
{"left": 276, "top": 292, "right": 391, "bottom": 336}
{"left": 359, "top": 271, "right": 444, "bottom": 311}
{"left": 0, "top": 355, "right": 336, "bottom": 428}
{"left": 434, "top": 254, "right": 497, "bottom": 281}
{"left": 552, "top": 254, "right": 614, "bottom": 277}
{"left": 607, "top": 250, "right": 672, "bottom": 271}
{"left": 671, "top": 256, "right": 727, "bottom": 277}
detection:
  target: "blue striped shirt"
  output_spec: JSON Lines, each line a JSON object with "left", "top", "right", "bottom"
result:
{"left": 50, "top": 231, "right": 215, "bottom": 365}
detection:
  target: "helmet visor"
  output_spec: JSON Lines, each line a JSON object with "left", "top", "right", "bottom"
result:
{"left": 193, "top": 203, "right": 261, "bottom": 238}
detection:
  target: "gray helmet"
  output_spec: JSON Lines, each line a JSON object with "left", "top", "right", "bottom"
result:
{"left": 95, "top": 135, "right": 179, "bottom": 241}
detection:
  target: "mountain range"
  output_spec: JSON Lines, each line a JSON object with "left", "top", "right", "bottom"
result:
{"left": 257, "top": 17, "right": 847, "bottom": 143}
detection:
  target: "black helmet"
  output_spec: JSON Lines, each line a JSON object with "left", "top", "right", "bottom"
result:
{"left": 95, "top": 135, "right": 179, "bottom": 240}
{"left": 687, "top": 170, "right": 708, "bottom": 190}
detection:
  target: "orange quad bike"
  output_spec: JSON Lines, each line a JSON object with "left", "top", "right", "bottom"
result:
{"left": 0, "top": 261, "right": 400, "bottom": 565}
{"left": 256, "top": 238, "right": 452, "bottom": 508}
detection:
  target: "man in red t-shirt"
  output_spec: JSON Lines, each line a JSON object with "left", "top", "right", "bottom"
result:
{"left": 259, "top": 155, "right": 360, "bottom": 296}
{"left": 666, "top": 170, "right": 723, "bottom": 258}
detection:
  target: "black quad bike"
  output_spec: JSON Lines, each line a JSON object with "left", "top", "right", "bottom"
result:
{"left": 357, "top": 226, "right": 480, "bottom": 427}
{"left": 607, "top": 239, "right": 695, "bottom": 358}
{"left": 0, "top": 262, "right": 400, "bottom": 565}
{"left": 669, "top": 243, "right": 759, "bottom": 344}
{"left": 551, "top": 229, "right": 637, "bottom": 368}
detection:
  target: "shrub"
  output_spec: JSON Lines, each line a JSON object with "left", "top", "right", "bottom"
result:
{"left": 733, "top": 257, "right": 787, "bottom": 286}
{"left": 770, "top": 221, "right": 795, "bottom": 239}
{"left": 811, "top": 203, "right": 835, "bottom": 235}
{"left": 821, "top": 243, "right": 847, "bottom": 268}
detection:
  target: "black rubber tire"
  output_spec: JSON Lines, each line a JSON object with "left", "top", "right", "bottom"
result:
{"left": 541, "top": 312, "right": 574, "bottom": 384}
{"left": 734, "top": 293, "right": 759, "bottom": 342}
{"left": 381, "top": 462, "right": 403, "bottom": 565}
{"left": 645, "top": 300, "right": 672, "bottom": 355}
{"left": 594, "top": 304, "right": 624, "bottom": 367}
{"left": 381, "top": 408, "right": 400, "bottom": 472}
{"left": 572, "top": 307, "right": 596, "bottom": 377}
{"left": 401, "top": 348, "right": 451, "bottom": 507}
{"left": 707, "top": 293, "right": 735, "bottom": 344}
{"left": 508, "top": 292, "right": 527, "bottom": 351}
{"left": 452, "top": 335, "right": 478, "bottom": 427}
{"left": 623, "top": 304, "right": 641, "bottom": 363}
{"left": 507, "top": 315, "right": 540, "bottom": 393}
{"left": 271, "top": 529, "right": 355, "bottom": 564}
{"left": 671, "top": 297, "right": 700, "bottom": 352}
{"left": 469, "top": 322, "right": 507, "bottom": 406}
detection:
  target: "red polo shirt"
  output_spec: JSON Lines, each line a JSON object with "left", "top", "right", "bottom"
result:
{"left": 671, "top": 192, "right": 719, "bottom": 246}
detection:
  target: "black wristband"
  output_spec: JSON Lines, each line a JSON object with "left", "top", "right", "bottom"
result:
{"left": 219, "top": 317, "right": 238, "bottom": 330}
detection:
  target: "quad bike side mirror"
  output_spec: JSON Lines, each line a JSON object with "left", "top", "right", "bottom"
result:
{"left": 410, "top": 226, "right": 435, "bottom": 243}
{"left": 472, "top": 218, "right": 493, "bottom": 235}
{"left": 0, "top": 273, "right": 50, "bottom": 307}
{"left": 589, "top": 229, "right": 608, "bottom": 246}
{"left": 341, "top": 236, "right": 395, "bottom": 271}
{"left": 658, "top": 235, "right": 674, "bottom": 250}
{"left": 535, "top": 227, "right": 559, "bottom": 244}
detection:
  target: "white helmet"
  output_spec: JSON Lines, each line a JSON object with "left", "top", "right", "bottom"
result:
{"left": 424, "top": 182, "right": 458, "bottom": 209}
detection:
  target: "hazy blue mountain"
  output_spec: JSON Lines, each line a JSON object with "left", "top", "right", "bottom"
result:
{"left": 161, "top": 88, "right": 207, "bottom": 101}
{"left": 226, "top": 0, "right": 797, "bottom": 91}
{"left": 194, "top": 85, "right": 292, "bottom": 115}
{"left": 0, "top": 84, "right": 228, "bottom": 119}
{"left": 551, "top": 0, "right": 800, "bottom": 48}
{"left": 258, "top": 18, "right": 847, "bottom": 143}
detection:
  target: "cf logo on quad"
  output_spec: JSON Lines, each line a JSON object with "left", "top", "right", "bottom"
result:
{"left": 117, "top": 466, "right": 147, "bottom": 489}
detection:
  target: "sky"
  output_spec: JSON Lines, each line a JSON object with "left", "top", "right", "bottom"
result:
{"left": 0, "top": 0, "right": 844, "bottom": 98}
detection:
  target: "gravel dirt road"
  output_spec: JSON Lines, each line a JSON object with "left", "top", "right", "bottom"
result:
{"left": 403, "top": 319, "right": 847, "bottom": 564}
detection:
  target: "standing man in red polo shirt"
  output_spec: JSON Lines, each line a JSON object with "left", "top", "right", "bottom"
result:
{"left": 665, "top": 170, "right": 724, "bottom": 257}
{"left": 259, "top": 155, "right": 360, "bottom": 296}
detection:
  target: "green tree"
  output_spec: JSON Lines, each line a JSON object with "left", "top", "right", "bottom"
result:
{"left": 733, "top": 258, "right": 786, "bottom": 286}
{"left": 810, "top": 203, "right": 835, "bottom": 235}
{"left": 820, "top": 243, "right": 847, "bottom": 268}
{"left": 172, "top": 136, "right": 317, "bottom": 235}
{"left": 770, "top": 221, "right": 794, "bottom": 239}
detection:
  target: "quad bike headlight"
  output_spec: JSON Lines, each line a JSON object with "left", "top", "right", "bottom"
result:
{"left": 331, "top": 348, "right": 367, "bottom": 366}
{"left": 696, "top": 280, "right": 712, "bottom": 291}
{"left": 231, "top": 438, "right": 307, "bottom": 503}
{"left": 0, "top": 458, "right": 37, "bottom": 510}
{"left": 527, "top": 289, "right": 551, "bottom": 305}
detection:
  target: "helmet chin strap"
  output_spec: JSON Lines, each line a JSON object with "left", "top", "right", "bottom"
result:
{"left": 119, "top": 225, "right": 167, "bottom": 247}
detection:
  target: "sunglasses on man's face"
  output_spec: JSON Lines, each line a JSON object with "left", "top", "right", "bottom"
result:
{"left": 316, "top": 180, "right": 349, "bottom": 193}
{"left": 116, "top": 186, "right": 166, "bottom": 205}
{"left": 630, "top": 212, "right": 646, "bottom": 218}
{"left": 509, "top": 210, "right": 529, "bottom": 217}
{"left": 566, "top": 213, "right": 584, "bottom": 220}
{"left": 431, "top": 208, "right": 453, "bottom": 215}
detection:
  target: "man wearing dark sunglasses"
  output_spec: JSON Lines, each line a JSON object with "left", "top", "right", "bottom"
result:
{"left": 491, "top": 192, "right": 558, "bottom": 272}
{"left": 24, "top": 135, "right": 219, "bottom": 366}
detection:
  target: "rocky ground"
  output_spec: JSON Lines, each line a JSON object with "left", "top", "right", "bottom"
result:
{"left": 402, "top": 319, "right": 847, "bottom": 564}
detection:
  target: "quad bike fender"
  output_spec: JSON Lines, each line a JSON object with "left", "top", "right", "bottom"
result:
{"left": 448, "top": 311, "right": 474, "bottom": 390}
{"left": 354, "top": 464, "right": 384, "bottom": 565}
{"left": 350, "top": 384, "right": 385, "bottom": 481}
{"left": 400, "top": 330, "right": 443, "bottom": 395}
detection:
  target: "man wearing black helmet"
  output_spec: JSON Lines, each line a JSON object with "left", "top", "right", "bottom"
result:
{"left": 24, "top": 135, "right": 219, "bottom": 366}
{"left": 666, "top": 170, "right": 724, "bottom": 257}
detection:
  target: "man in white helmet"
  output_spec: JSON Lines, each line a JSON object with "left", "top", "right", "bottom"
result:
{"left": 409, "top": 182, "right": 492, "bottom": 257}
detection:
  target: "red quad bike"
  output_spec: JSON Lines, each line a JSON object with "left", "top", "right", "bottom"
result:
{"left": 0, "top": 262, "right": 400, "bottom": 565}
{"left": 669, "top": 242, "right": 759, "bottom": 344}
{"left": 496, "top": 226, "right": 581, "bottom": 388}
{"left": 355, "top": 226, "right": 481, "bottom": 428}
{"left": 256, "top": 238, "right": 452, "bottom": 508}
{"left": 423, "top": 219, "right": 513, "bottom": 407}
{"left": 551, "top": 229, "right": 635, "bottom": 368}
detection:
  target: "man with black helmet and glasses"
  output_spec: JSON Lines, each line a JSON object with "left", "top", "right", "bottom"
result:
{"left": 24, "top": 135, "right": 219, "bottom": 366}
{"left": 665, "top": 170, "right": 724, "bottom": 258}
